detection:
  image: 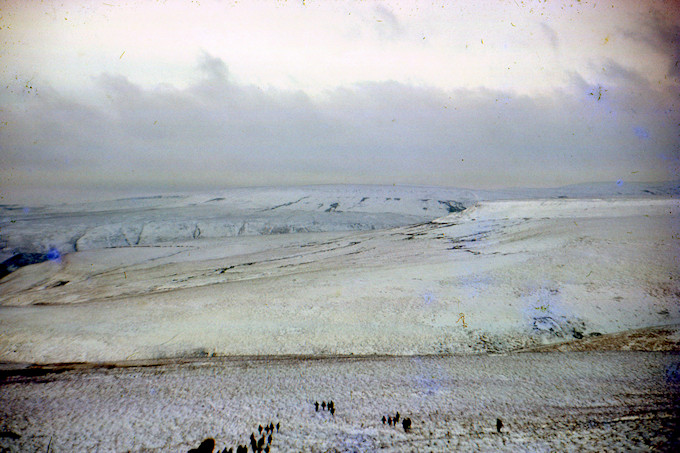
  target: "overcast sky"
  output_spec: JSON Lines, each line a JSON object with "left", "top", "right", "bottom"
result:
{"left": 1, "top": 0, "right": 678, "bottom": 203}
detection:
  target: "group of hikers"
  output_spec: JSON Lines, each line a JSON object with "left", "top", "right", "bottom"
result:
{"left": 314, "top": 400, "right": 335, "bottom": 415}
{"left": 187, "top": 422, "right": 279, "bottom": 453}
{"left": 382, "top": 411, "right": 412, "bottom": 432}
{"left": 187, "top": 401, "right": 426, "bottom": 452}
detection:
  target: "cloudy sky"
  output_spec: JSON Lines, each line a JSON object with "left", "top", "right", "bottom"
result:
{"left": 1, "top": 0, "right": 678, "bottom": 203}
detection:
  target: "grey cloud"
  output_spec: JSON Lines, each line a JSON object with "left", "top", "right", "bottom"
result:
{"left": 373, "top": 4, "right": 404, "bottom": 38}
{"left": 624, "top": 11, "right": 680, "bottom": 79}
{"left": 1, "top": 54, "right": 677, "bottom": 195}
{"left": 2, "top": 86, "right": 113, "bottom": 170}
{"left": 539, "top": 22, "right": 559, "bottom": 51}
{"left": 599, "top": 60, "right": 650, "bottom": 88}
{"left": 198, "top": 51, "right": 230, "bottom": 81}
{"left": 652, "top": 14, "right": 680, "bottom": 78}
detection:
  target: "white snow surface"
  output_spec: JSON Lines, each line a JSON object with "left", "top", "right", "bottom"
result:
{"left": 0, "top": 185, "right": 474, "bottom": 258}
{"left": 1, "top": 181, "right": 677, "bottom": 258}
{"left": 1, "top": 352, "right": 678, "bottom": 452}
{"left": 1, "top": 184, "right": 678, "bottom": 363}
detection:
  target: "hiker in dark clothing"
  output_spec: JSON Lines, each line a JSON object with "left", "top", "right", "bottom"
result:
{"left": 188, "top": 438, "right": 215, "bottom": 453}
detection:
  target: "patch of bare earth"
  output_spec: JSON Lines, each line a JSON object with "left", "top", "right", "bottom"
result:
{"left": 521, "top": 324, "right": 680, "bottom": 352}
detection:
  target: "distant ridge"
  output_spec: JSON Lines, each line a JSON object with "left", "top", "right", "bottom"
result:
{"left": 1, "top": 182, "right": 677, "bottom": 265}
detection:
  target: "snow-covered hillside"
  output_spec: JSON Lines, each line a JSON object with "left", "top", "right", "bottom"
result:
{"left": 1, "top": 183, "right": 679, "bottom": 452}
{"left": 0, "top": 191, "right": 677, "bottom": 363}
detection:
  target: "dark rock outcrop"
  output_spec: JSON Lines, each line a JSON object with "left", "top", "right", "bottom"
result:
{"left": 0, "top": 252, "right": 48, "bottom": 280}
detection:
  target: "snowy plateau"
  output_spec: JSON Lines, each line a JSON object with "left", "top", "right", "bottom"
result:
{"left": 0, "top": 183, "right": 679, "bottom": 452}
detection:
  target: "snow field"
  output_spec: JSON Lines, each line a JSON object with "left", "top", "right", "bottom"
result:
{"left": 0, "top": 197, "right": 678, "bottom": 363}
{"left": 1, "top": 352, "right": 677, "bottom": 452}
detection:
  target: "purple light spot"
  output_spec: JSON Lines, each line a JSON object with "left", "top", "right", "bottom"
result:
{"left": 22, "top": 207, "right": 30, "bottom": 214}
{"left": 414, "top": 375, "right": 441, "bottom": 396}
{"left": 634, "top": 126, "right": 649, "bottom": 139}
{"left": 46, "top": 247, "right": 61, "bottom": 263}
{"left": 422, "top": 292, "right": 435, "bottom": 305}
{"left": 616, "top": 179, "right": 624, "bottom": 187}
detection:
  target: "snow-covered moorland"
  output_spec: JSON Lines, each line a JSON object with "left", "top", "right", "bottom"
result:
{"left": 1, "top": 182, "right": 679, "bottom": 451}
